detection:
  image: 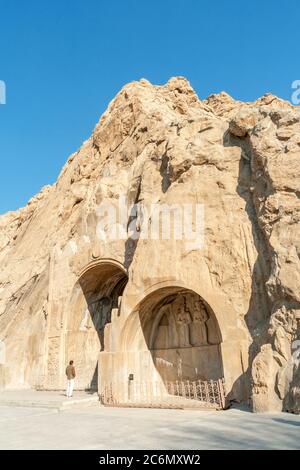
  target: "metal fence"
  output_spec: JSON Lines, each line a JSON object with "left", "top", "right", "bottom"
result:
{"left": 100, "top": 378, "right": 226, "bottom": 409}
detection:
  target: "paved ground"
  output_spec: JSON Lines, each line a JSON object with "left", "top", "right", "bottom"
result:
{"left": 0, "top": 390, "right": 98, "bottom": 410}
{"left": 0, "top": 399, "right": 299, "bottom": 449}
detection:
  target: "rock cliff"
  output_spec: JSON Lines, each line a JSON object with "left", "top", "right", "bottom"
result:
{"left": 0, "top": 77, "right": 299, "bottom": 413}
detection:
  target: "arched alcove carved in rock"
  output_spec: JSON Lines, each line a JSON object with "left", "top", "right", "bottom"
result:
{"left": 66, "top": 259, "right": 128, "bottom": 390}
{"left": 134, "top": 286, "right": 224, "bottom": 384}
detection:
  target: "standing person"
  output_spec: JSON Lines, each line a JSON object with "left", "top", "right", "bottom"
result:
{"left": 65, "top": 360, "right": 76, "bottom": 397}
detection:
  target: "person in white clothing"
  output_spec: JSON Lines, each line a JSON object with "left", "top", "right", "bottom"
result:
{"left": 65, "top": 360, "right": 76, "bottom": 397}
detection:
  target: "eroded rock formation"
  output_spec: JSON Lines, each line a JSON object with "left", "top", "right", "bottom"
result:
{"left": 0, "top": 77, "right": 299, "bottom": 412}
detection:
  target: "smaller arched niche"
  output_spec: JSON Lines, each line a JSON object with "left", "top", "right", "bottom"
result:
{"left": 78, "top": 260, "right": 128, "bottom": 351}
{"left": 140, "top": 288, "right": 223, "bottom": 384}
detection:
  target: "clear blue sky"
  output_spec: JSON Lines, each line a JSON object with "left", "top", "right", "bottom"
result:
{"left": 0, "top": 0, "right": 299, "bottom": 214}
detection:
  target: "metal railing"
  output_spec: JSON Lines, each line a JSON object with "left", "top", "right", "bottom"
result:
{"left": 100, "top": 378, "right": 226, "bottom": 409}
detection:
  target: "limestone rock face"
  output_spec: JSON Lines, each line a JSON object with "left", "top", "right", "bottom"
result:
{"left": 0, "top": 77, "right": 299, "bottom": 413}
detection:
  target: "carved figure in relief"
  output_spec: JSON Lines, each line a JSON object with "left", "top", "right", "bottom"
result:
{"left": 190, "top": 297, "right": 209, "bottom": 346}
{"left": 173, "top": 296, "right": 192, "bottom": 347}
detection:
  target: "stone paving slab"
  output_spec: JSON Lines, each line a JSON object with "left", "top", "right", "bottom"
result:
{"left": 0, "top": 390, "right": 99, "bottom": 410}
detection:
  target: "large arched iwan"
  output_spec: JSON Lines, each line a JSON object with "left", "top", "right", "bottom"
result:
{"left": 137, "top": 286, "right": 224, "bottom": 384}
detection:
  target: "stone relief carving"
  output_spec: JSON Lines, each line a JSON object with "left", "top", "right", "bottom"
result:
{"left": 188, "top": 296, "right": 209, "bottom": 346}
{"left": 79, "top": 296, "right": 114, "bottom": 351}
{"left": 80, "top": 296, "right": 112, "bottom": 332}
{"left": 173, "top": 296, "right": 192, "bottom": 347}
{"left": 152, "top": 292, "right": 209, "bottom": 350}
{"left": 91, "top": 297, "right": 112, "bottom": 331}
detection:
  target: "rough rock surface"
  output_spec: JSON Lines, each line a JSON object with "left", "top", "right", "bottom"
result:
{"left": 0, "top": 77, "right": 299, "bottom": 413}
